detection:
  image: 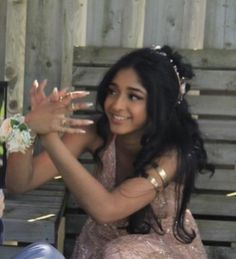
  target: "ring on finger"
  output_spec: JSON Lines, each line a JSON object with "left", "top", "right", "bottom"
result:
{"left": 71, "top": 102, "right": 75, "bottom": 111}
{"left": 61, "top": 118, "right": 67, "bottom": 126}
{"left": 59, "top": 96, "right": 64, "bottom": 102}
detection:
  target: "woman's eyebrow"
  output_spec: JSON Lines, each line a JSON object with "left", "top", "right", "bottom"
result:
{"left": 128, "top": 86, "right": 146, "bottom": 94}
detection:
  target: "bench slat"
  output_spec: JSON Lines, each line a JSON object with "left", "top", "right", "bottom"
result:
{"left": 190, "top": 194, "right": 236, "bottom": 216}
{"left": 195, "top": 169, "right": 236, "bottom": 191}
{"left": 196, "top": 220, "right": 236, "bottom": 242}
{"left": 74, "top": 47, "right": 236, "bottom": 69}
{"left": 73, "top": 66, "right": 236, "bottom": 92}
{"left": 2, "top": 218, "right": 55, "bottom": 243}
{"left": 187, "top": 95, "right": 236, "bottom": 116}
{"left": 192, "top": 70, "right": 236, "bottom": 91}
{"left": 205, "top": 143, "right": 236, "bottom": 166}
{"left": 198, "top": 119, "right": 236, "bottom": 141}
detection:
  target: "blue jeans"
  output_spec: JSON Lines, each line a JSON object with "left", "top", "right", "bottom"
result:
{"left": 11, "top": 242, "right": 65, "bottom": 259}
{"left": 0, "top": 219, "right": 3, "bottom": 244}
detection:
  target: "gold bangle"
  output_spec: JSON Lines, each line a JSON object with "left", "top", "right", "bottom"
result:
{"left": 146, "top": 175, "right": 161, "bottom": 192}
{"left": 155, "top": 166, "right": 169, "bottom": 187}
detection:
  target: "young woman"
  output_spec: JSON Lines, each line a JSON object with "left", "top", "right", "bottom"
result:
{"left": 5, "top": 46, "right": 210, "bottom": 258}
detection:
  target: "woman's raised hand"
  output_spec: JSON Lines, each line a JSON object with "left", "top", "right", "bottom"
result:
{"left": 25, "top": 80, "right": 94, "bottom": 135}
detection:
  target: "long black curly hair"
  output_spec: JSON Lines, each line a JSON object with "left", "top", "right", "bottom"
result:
{"left": 93, "top": 46, "right": 209, "bottom": 243}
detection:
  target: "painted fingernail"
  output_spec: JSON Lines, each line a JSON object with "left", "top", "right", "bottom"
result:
{"left": 85, "top": 120, "right": 94, "bottom": 124}
{"left": 86, "top": 102, "right": 93, "bottom": 107}
{"left": 53, "top": 87, "right": 58, "bottom": 93}
{"left": 74, "top": 91, "right": 90, "bottom": 96}
{"left": 79, "top": 129, "right": 86, "bottom": 134}
{"left": 34, "top": 79, "right": 39, "bottom": 88}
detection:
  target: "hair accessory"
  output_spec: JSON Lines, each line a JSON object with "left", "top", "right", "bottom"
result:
{"left": 0, "top": 114, "right": 36, "bottom": 154}
{"left": 152, "top": 45, "right": 186, "bottom": 103}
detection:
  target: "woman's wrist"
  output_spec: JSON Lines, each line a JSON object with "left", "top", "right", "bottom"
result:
{"left": 40, "top": 132, "right": 60, "bottom": 147}
{"left": 0, "top": 114, "right": 36, "bottom": 154}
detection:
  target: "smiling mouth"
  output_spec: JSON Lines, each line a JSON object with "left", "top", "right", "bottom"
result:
{"left": 111, "top": 114, "right": 130, "bottom": 121}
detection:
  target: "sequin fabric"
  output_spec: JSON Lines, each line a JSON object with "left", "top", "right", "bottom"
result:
{"left": 71, "top": 138, "right": 207, "bottom": 259}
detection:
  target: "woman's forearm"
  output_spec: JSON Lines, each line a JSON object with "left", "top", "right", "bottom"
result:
{"left": 41, "top": 133, "right": 113, "bottom": 222}
{"left": 6, "top": 147, "right": 34, "bottom": 193}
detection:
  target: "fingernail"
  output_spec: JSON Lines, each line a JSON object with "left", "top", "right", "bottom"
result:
{"left": 74, "top": 91, "right": 90, "bottom": 96}
{"left": 53, "top": 87, "right": 58, "bottom": 93}
{"left": 85, "top": 120, "right": 94, "bottom": 124}
{"left": 34, "top": 79, "right": 39, "bottom": 88}
{"left": 86, "top": 102, "right": 93, "bottom": 107}
{"left": 79, "top": 129, "right": 86, "bottom": 134}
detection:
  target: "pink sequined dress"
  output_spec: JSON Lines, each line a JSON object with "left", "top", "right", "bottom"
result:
{"left": 71, "top": 138, "right": 207, "bottom": 259}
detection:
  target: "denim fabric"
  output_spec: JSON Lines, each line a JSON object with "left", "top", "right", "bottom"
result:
{"left": 0, "top": 219, "right": 3, "bottom": 244}
{"left": 11, "top": 242, "right": 65, "bottom": 259}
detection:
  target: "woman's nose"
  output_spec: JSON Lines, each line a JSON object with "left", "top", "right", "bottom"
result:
{"left": 111, "top": 95, "right": 125, "bottom": 111}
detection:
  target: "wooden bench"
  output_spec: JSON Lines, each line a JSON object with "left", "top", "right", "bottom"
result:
{"left": 0, "top": 82, "right": 67, "bottom": 258}
{"left": 63, "top": 47, "right": 236, "bottom": 259}
{"left": 0, "top": 179, "right": 67, "bottom": 259}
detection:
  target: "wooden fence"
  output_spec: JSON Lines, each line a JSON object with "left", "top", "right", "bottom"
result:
{"left": 0, "top": 0, "right": 236, "bottom": 116}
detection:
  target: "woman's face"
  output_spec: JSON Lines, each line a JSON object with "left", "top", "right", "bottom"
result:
{"left": 104, "top": 68, "right": 148, "bottom": 136}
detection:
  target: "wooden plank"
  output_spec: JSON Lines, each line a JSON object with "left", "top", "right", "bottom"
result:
{"left": 4, "top": 195, "right": 63, "bottom": 204}
{"left": 0, "top": 0, "right": 7, "bottom": 81}
{"left": 2, "top": 218, "right": 55, "bottom": 243}
{"left": 192, "top": 69, "right": 236, "bottom": 91}
{"left": 143, "top": 0, "right": 185, "bottom": 47}
{"left": 72, "top": 66, "right": 108, "bottom": 86}
{"left": 86, "top": 0, "right": 145, "bottom": 47}
{"left": 73, "top": 47, "right": 236, "bottom": 69}
{"left": 224, "top": 0, "right": 236, "bottom": 49}
{"left": 73, "top": 0, "right": 88, "bottom": 47}
{"left": 198, "top": 119, "right": 236, "bottom": 141}
{"left": 195, "top": 169, "right": 236, "bottom": 191}
{"left": 196, "top": 219, "right": 236, "bottom": 242}
{"left": 204, "top": 0, "right": 226, "bottom": 49}
{"left": 3, "top": 204, "right": 60, "bottom": 219}
{"left": 5, "top": 189, "right": 65, "bottom": 197}
{"left": 143, "top": 0, "right": 206, "bottom": 49}
{"left": 24, "top": 0, "right": 75, "bottom": 112}
{"left": 121, "top": 0, "right": 145, "bottom": 48}
{"left": 73, "top": 66, "right": 236, "bottom": 92}
{"left": 4, "top": 0, "right": 27, "bottom": 115}
{"left": 61, "top": 0, "right": 75, "bottom": 88}
{"left": 190, "top": 193, "right": 236, "bottom": 216}
{"left": 205, "top": 246, "right": 236, "bottom": 259}
{"left": 187, "top": 95, "right": 236, "bottom": 117}
{"left": 205, "top": 143, "right": 236, "bottom": 166}
{"left": 181, "top": 0, "right": 206, "bottom": 49}
{"left": 204, "top": 0, "right": 236, "bottom": 49}
{"left": 85, "top": 0, "right": 106, "bottom": 46}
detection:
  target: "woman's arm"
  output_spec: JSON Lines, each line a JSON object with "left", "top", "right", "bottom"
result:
{"left": 5, "top": 81, "right": 94, "bottom": 193}
{"left": 41, "top": 133, "right": 177, "bottom": 224}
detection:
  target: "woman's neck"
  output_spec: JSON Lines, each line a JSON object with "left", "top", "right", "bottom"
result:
{"left": 115, "top": 134, "right": 142, "bottom": 156}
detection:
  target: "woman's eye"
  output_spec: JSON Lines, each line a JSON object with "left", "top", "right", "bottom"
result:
{"left": 107, "top": 88, "right": 117, "bottom": 95}
{"left": 128, "top": 94, "right": 142, "bottom": 101}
